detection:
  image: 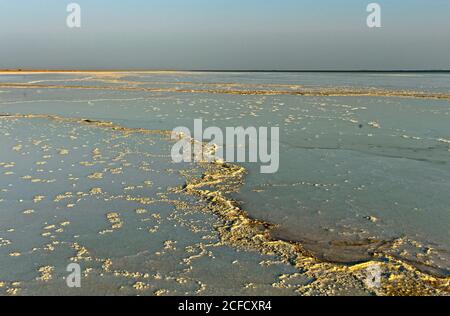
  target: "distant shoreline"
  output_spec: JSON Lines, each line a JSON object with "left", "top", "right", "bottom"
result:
{"left": 194, "top": 70, "right": 450, "bottom": 73}
{"left": 1, "top": 69, "right": 450, "bottom": 74}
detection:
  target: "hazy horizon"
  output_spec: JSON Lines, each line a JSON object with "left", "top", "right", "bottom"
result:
{"left": 1, "top": 0, "right": 450, "bottom": 70}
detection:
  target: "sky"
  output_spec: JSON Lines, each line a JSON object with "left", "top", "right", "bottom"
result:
{"left": 0, "top": 0, "right": 449, "bottom": 70}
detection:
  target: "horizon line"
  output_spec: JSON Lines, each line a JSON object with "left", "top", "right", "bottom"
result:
{"left": 1, "top": 69, "right": 450, "bottom": 73}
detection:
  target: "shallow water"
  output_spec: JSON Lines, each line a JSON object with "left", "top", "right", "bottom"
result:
{"left": 0, "top": 115, "right": 299, "bottom": 296}
{"left": 1, "top": 72, "right": 450, "bottom": 295}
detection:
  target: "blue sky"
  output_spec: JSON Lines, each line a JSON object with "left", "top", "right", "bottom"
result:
{"left": 0, "top": 0, "right": 449, "bottom": 69}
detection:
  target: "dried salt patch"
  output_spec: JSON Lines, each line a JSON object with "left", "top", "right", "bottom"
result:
{"left": 0, "top": 238, "right": 11, "bottom": 247}
{"left": 133, "top": 282, "right": 150, "bottom": 291}
{"left": 36, "top": 266, "right": 54, "bottom": 282}
{"left": 89, "top": 187, "right": 103, "bottom": 195}
{"left": 438, "top": 138, "right": 450, "bottom": 144}
{"left": 12, "top": 145, "right": 22, "bottom": 151}
{"left": 365, "top": 216, "right": 379, "bottom": 223}
{"left": 88, "top": 172, "right": 103, "bottom": 179}
{"left": 33, "top": 195, "right": 45, "bottom": 203}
